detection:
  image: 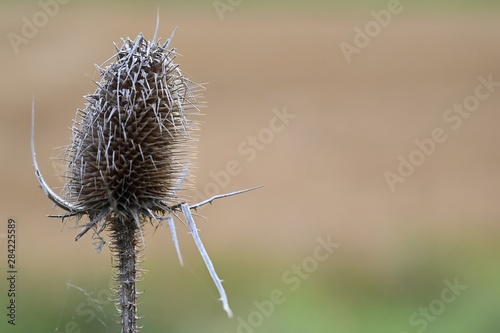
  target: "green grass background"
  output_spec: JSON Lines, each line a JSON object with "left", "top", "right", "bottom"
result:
{"left": 8, "top": 234, "right": 500, "bottom": 332}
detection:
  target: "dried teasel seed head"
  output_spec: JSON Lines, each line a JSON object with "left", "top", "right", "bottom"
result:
{"left": 32, "top": 22, "right": 257, "bottom": 324}
{"left": 65, "top": 32, "right": 202, "bottom": 227}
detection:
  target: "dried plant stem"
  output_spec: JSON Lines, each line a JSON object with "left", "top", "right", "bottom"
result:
{"left": 110, "top": 218, "right": 140, "bottom": 333}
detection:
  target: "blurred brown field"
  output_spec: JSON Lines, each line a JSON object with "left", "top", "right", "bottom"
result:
{"left": 1, "top": 3, "right": 500, "bottom": 333}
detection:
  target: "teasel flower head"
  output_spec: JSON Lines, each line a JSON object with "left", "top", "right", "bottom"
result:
{"left": 32, "top": 19, "right": 258, "bottom": 333}
{"left": 66, "top": 30, "right": 199, "bottom": 226}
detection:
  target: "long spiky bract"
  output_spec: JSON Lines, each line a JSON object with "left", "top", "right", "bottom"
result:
{"left": 32, "top": 23, "right": 258, "bottom": 333}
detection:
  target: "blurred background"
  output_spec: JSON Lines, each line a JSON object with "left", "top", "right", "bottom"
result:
{"left": 1, "top": 0, "right": 500, "bottom": 332}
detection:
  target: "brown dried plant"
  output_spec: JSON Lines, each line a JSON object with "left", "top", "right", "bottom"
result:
{"left": 31, "top": 18, "right": 256, "bottom": 333}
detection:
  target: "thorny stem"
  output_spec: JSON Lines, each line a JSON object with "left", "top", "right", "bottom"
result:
{"left": 111, "top": 217, "right": 139, "bottom": 333}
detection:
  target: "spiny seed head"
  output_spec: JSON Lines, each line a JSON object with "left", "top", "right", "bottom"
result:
{"left": 32, "top": 26, "right": 245, "bottom": 321}
{"left": 65, "top": 34, "right": 201, "bottom": 220}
